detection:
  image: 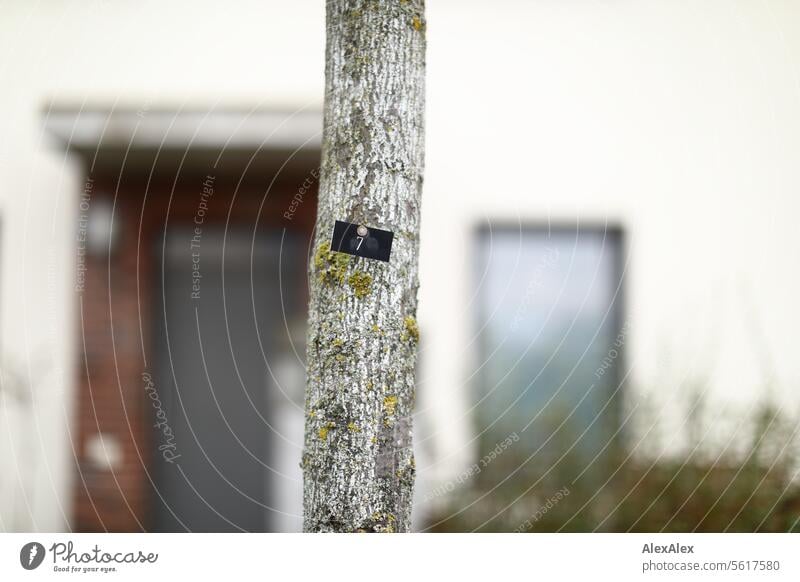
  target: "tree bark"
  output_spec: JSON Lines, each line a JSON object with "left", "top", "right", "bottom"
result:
{"left": 302, "top": 0, "right": 425, "bottom": 532}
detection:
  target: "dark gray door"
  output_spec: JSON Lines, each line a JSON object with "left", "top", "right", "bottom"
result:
{"left": 151, "top": 228, "right": 291, "bottom": 532}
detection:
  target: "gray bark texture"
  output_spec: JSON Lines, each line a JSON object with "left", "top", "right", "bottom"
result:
{"left": 302, "top": 0, "right": 426, "bottom": 532}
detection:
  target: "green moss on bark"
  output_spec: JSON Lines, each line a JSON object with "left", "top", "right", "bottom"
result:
{"left": 314, "top": 242, "right": 351, "bottom": 285}
{"left": 347, "top": 271, "right": 373, "bottom": 298}
{"left": 402, "top": 315, "right": 420, "bottom": 343}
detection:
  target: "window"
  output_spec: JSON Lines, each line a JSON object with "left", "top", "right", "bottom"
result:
{"left": 474, "top": 225, "right": 625, "bottom": 480}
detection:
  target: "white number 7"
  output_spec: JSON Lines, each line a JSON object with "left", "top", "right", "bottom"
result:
{"left": 355, "top": 236, "right": 364, "bottom": 250}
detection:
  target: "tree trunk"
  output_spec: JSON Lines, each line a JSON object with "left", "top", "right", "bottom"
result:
{"left": 302, "top": 0, "right": 425, "bottom": 533}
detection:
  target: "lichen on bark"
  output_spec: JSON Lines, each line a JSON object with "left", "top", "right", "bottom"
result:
{"left": 303, "top": 0, "right": 425, "bottom": 533}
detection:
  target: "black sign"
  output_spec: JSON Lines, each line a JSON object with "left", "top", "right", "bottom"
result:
{"left": 331, "top": 220, "right": 394, "bottom": 262}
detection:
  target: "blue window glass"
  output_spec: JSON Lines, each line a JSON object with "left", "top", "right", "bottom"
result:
{"left": 474, "top": 225, "right": 625, "bottom": 476}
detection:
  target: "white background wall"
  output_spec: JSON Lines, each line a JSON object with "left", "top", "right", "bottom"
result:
{"left": 1, "top": 0, "right": 799, "bottom": 531}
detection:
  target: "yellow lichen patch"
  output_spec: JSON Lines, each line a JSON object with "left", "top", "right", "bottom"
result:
{"left": 383, "top": 395, "right": 398, "bottom": 417}
{"left": 318, "top": 422, "right": 335, "bottom": 441}
{"left": 412, "top": 15, "right": 424, "bottom": 32}
{"left": 347, "top": 271, "right": 373, "bottom": 299}
{"left": 314, "top": 242, "right": 350, "bottom": 285}
{"left": 403, "top": 315, "right": 420, "bottom": 343}
{"left": 332, "top": 338, "right": 344, "bottom": 348}
{"left": 371, "top": 323, "right": 380, "bottom": 333}
{"left": 347, "top": 422, "right": 360, "bottom": 433}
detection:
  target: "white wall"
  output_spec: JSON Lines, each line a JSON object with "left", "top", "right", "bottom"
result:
{"left": 418, "top": 0, "right": 800, "bottom": 475}
{"left": 1, "top": 0, "right": 800, "bottom": 530}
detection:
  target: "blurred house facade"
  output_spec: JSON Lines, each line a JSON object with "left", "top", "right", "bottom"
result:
{"left": 42, "top": 108, "right": 320, "bottom": 532}
{"left": 1, "top": 0, "right": 799, "bottom": 532}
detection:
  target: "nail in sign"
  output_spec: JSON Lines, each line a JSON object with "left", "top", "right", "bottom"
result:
{"left": 331, "top": 220, "right": 394, "bottom": 262}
